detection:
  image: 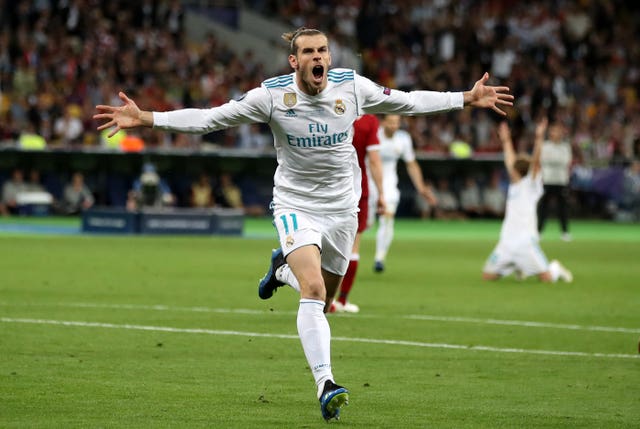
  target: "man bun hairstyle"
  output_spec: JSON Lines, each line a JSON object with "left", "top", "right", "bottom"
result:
{"left": 282, "top": 27, "right": 325, "bottom": 55}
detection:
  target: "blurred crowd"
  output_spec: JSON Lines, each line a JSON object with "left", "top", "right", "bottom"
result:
{"left": 0, "top": 0, "right": 272, "bottom": 151}
{"left": 257, "top": 0, "right": 640, "bottom": 166}
{"left": 0, "top": 0, "right": 638, "bottom": 163}
{"left": 0, "top": 0, "right": 639, "bottom": 219}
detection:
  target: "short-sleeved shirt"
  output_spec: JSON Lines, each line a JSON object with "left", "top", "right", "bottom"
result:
{"left": 377, "top": 127, "right": 415, "bottom": 198}
{"left": 499, "top": 172, "right": 544, "bottom": 244}
{"left": 540, "top": 140, "right": 572, "bottom": 185}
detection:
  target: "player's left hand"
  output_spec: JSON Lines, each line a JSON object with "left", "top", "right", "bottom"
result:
{"left": 465, "top": 72, "right": 514, "bottom": 116}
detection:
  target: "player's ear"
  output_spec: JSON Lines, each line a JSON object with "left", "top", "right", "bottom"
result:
{"left": 288, "top": 54, "right": 299, "bottom": 70}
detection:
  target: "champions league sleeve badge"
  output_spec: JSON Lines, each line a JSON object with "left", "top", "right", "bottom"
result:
{"left": 334, "top": 99, "right": 346, "bottom": 115}
{"left": 284, "top": 93, "right": 297, "bottom": 107}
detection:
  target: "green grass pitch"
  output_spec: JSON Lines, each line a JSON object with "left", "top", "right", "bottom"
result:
{"left": 1, "top": 217, "right": 639, "bottom": 428}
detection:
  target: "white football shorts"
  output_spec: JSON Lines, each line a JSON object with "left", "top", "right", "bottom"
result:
{"left": 273, "top": 208, "right": 358, "bottom": 276}
{"left": 483, "top": 237, "right": 549, "bottom": 278}
{"left": 367, "top": 185, "right": 400, "bottom": 226}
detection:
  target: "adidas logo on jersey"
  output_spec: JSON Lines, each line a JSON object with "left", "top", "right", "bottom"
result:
{"left": 285, "top": 109, "right": 297, "bottom": 117}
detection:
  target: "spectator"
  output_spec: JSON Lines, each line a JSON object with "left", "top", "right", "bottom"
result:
{"left": 459, "top": 176, "right": 484, "bottom": 218}
{"left": 18, "top": 122, "right": 46, "bottom": 150}
{"left": 53, "top": 105, "right": 84, "bottom": 146}
{"left": 58, "top": 172, "right": 95, "bottom": 214}
{"left": 214, "top": 172, "right": 243, "bottom": 210}
{"left": 2, "top": 168, "right": 53, "bottom": 216}
{"left": 482, "top": 170, "right": 506, "bottom": 219}
{"left": 433, "top": 177, "right": 464, "bottom": 220}
{"left": 25, "top": 169, "right": 47, "bottom": 193}
{"left": 190, "top": 172, "right": 215, "bottom": 208}
{"left": 0, "top": 168, "right": 27, "bottom": 216}
{"left": 126, "top": 162, "right": 175, "bottom": 211}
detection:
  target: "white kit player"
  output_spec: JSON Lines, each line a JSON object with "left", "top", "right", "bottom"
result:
{"left": 482, "top": 119, "right": 572, "bottom": 283}
{"left": 94, "top": 27, "right": 513, "bottom": 422}
{"left": 369, "top": 114, "right": 437, "bottom": 273}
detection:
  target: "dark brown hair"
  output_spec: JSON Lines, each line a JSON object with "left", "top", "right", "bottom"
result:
{"left": 282, "top": 27, "right": 325, "bottom": 55}
{"left": 514, "top": 155, "right": 531, "bottom": 178}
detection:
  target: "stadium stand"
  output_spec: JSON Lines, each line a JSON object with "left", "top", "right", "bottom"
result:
{"left": 0, "top": 1, "right": 638, "bottom": 219}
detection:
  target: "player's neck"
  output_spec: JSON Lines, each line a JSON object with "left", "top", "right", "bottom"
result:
{"left": 296, "top": 75, "right": 326, "bottom": 96}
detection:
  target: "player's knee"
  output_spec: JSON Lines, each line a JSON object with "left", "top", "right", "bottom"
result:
{"left": 482, "top": 272, "right": 499, "bottom": 280}
{"left": 301, "top": 277, "right": 326, "bottom": 301}
{"left": 538, "top": 272, "right": 553, "bottom": 282}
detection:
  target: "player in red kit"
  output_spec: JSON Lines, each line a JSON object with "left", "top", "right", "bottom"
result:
{"left": 331, "top": 114, "right": 385, "bottom": 313}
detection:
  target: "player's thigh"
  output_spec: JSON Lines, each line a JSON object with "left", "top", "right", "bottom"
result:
{"left": 286, "top": 244, "right": 324, "bottom": 297}
{"left": 517, "top": 240, "right": 549, "bottom": 276}
{"left": 321, "top": 212, "right": 358, "bottom": 276}
{"left": 483, "top": 243, "right": 516, "bottom": 276}
{"left": 384, "top": 187, "right": 400, "bottom": 215}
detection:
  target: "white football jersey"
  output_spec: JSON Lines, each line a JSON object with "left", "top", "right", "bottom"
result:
{"left": 499, "top": 172, "right": 544, "bottom": 243}
{"left": 153, "top": 68, "right": 463, "bottom": 214}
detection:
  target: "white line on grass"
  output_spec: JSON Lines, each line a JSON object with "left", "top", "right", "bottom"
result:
{"left": 2, "top": 301, "right": 639, "bottom": 334}
{"left": 403, "top": 315, "right": 640, "bottom": 334}
{"left": 1, "top": 317, "right": 638, "bottom": 360}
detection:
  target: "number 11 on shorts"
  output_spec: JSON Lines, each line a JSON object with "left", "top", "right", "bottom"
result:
{"left": 279, "top": 213, "right": 298, "bottom": 234}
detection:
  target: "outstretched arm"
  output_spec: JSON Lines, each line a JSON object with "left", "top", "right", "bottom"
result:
{"left": 530, "top": 118, "right": 548, "bottom": 178}
{"left": 497, "top": 122, "right": 518, "bottom": 182}
{"left": 463, "top": 72, "right": 514, "bottom": 116}
{"left": 94, "top": 92, "right": 154, "bottom": 138}
{"left": 96, "top": 88, "right": 270, "bottom": 136}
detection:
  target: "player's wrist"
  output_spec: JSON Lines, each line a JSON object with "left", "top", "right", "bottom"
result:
{"left": 139, "top": 111, "right": 154, "bottom": 127}
{"left": 462, "top": 90, "right": 475, "bottom": 106}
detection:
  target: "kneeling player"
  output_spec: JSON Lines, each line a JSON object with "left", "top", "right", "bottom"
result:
{"left": 483, "top": 119, "right": 572, "bottom": 283}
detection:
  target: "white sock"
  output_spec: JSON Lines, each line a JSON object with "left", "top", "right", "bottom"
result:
{"left": 297, "top": 299, "right": 334, "bottom": 399}
{"left": 548, "top": 260, "right": 560, "bottom": 282}
{"left": 276, "top": 264, "right": 301, "bottom": 292}
{"left": 375, "top": 216, "right": 394, "bottom": 262}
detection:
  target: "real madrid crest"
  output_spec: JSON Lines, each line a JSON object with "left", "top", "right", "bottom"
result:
{"left": 283, "top": 93, "right": 297, "bottom": 107}
{"left": 285, "top": 235, "right": 295, "bottom": 247}
{"left": 334, "top": 99, "right": 346, "bottom": 115}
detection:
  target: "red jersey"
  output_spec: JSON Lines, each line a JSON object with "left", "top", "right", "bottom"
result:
{"left": 352, "top": 114, "right": 380, "bottom": 199}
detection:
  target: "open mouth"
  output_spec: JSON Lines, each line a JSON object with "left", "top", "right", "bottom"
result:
{"left": 312, "top": 65, "right": 324, "bottom": 82}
